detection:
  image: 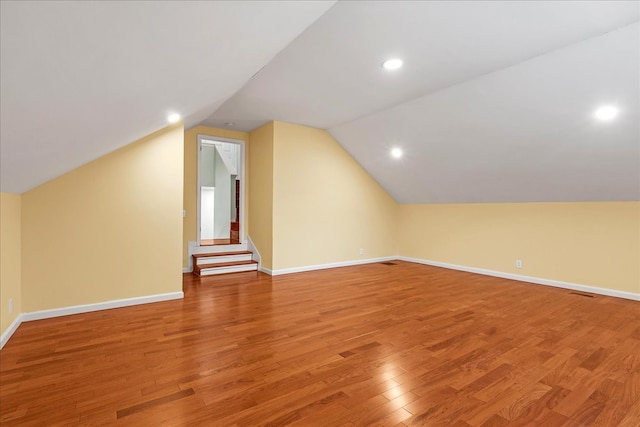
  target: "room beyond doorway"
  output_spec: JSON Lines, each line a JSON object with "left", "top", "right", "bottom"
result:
{"left": 196, "top": 135, "right": 245, "bottom": 247}
{"left": 201, "top": 238, "right": 236, "bottom": 246}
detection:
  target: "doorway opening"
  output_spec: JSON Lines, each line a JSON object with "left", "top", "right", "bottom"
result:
{"left": 197, "top": 135, "right": 245, "bottom": 246}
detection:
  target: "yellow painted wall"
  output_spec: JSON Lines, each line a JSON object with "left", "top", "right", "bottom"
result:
{"left": 1, "top": 193, "right": 22, "bottom": 336}
{"left": 21, "top": 125, "right": 184, "bottom": 312}
{"left": 183, "top": 125, "right": 249, "bottom": 268}
{"left": 248, "top": 122, "right": 275, "bottom": 269}
{"left": 272, "top": 121, "right": 398, "bottom": 270}
{"left": 398, "top": 202, "right": 640, "bottom": 294}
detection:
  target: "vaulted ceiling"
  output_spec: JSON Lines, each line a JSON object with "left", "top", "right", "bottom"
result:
{"left": 0, "top": 1, "right": 335, "bottom": 193}
{"left": 2, "top": 1, "right": 638, "bottom": 203}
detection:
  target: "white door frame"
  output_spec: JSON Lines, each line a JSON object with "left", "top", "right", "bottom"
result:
{"left": 196, "top": 134, "right": 246, "bottom": 246}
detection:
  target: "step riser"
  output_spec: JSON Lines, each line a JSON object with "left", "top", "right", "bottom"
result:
{"left": 199, "top": 264, "right": 258, "bottom": 276}
{"left": 196, "top": 254, "right": 253, "bottom": 265}
{"left": 191, "top": 243, "right": 247, "bottom": 255}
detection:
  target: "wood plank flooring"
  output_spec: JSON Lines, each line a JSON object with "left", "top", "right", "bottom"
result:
{"left": 201, "top": 238, "right": 241, "bottom": 246}
{"left": 1, "top": 261, "right": 639, "bottom": 426}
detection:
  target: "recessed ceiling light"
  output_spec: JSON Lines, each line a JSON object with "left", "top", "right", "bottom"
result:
{"left": 225, "top": 122, "right": 236, "bottom": 127}
{"left": 390, "top": 147, "right": 403, "bottom": 158}
{"left": 167, "top": 113, "right": 181, "bottom": 124}
{"left": 382, "top": 58, "right": 403, "bottom": 70}
{"left": 594, "top": 105, "right": 618, "bottom": 121}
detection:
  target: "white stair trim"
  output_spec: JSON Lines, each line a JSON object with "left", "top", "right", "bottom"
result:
{"left": 187, "top": 240, "right": 249, "bottom": 271}
{"left": 199, "top": 263, "right": 258, "bottom": 276}
{"left": 195, "top": 253, "right": 253, "bottom": 265}
{"left": 190, "top": 242, "right": 247, "bottom": 255}
{"left": 247, "top": 235, "right": 262, "bottom": 268}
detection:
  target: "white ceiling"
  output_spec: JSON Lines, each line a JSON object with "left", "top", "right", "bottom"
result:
{"left": 205, "top": 1, "right": 639, "bottom": 130}
{"left": 332, "top": 23, "right": 639, "bottom": 203}
{"left": 2, "top": 1, "right": 638, "bottom": 203}
{"left": 204, "top": 1, "right": 640, "bottom": 203}
{"left": 0, "top": 1, "right": 335, "bottom": 193}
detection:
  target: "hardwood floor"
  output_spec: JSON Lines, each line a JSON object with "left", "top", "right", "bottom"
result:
{"left": 201, "top": 238, "right": 241, "bottom": 246}
{"left": 1, "top": 261, "right": 639, "bottom": 426}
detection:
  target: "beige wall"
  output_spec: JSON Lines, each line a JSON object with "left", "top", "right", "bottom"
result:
{"left": 1, "top": 193, "right": 22, "bottom": 336}
{"left": 248, "top": 122, "right": 275, "bottom": 269}
{"left": 2, "top": 116, "right": 637, "bottom": 340}
{"left": 183, "top": 125, "right": 249, "bottom": 268}
{"left": 21, "top": 125, "right": 184, "bottom": 312}
{"left": 272, "top": 121, "right": 398, "bottom": 270}
{"left": 399, "top": 202, "right": 640, "bottom": 294}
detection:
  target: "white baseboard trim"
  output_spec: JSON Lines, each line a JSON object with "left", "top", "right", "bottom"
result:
{"left": 1, "top": 292, "right": 184, "bottom": 350}
{"left": 266, "top": 256, "right": 397, "bottom": 276}
{"left": 259, "top": 266, "right": 273, "bottom": 275}
{"left": 0, "top": 314, "right": 24, "bottom": 350}
{"left": 182, "top": 267, "right": 192, "bottom": 273}
{"left": 22, "top": 292, "right": 184, "bottom": 322}
{"left": 399, "top": 256, "right": 640, "bottom": 301}
{"left": 246, "top": 235, "right": 262, "bottom": 268}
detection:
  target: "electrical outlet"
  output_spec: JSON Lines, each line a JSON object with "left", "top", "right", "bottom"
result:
{"left": 9, "top": 298, "right": 13, "bottom": 314}
{"left": 359, "top": 248, "right": 364, "bottom": 255}
{"left": 515, "top": 259, "right": 523, "bottom": 269}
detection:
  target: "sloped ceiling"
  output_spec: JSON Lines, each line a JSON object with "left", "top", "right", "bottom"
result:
{"left": 332, "top": 23, "right": 639, "bottom": 203}
{"left": 205, "top": 1, "right": 640, "bottom": 203}
{"left": 2, "top": 1, "right": 638, "bottom": 203}
{"left": 0, "top": 1, "right": 335, "bottom": 193}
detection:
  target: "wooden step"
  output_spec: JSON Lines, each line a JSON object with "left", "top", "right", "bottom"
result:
{"left": 193, "top": 250, "right": 252, "bottom": 258}
{"left": 193, "top": 260, "right": 258, "bottom": 277}
{"left": 192, "top": 251, "right": 253, "bottom": 266}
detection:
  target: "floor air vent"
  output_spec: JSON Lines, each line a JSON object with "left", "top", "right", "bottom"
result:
{"left": 569, "top": 292, "right": 595, "bottom": 298}
{"left": 380, "top": 261, "right": 397, "bottom": 266}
